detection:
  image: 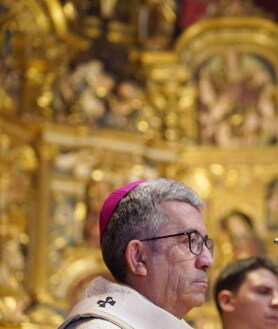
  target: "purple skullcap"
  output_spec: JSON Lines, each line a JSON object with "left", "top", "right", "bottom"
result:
{"left": 99, "top": 180, "right": 145, "bottom": 244}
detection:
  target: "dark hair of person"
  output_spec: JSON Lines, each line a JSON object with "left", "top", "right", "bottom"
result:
{"left": 214, "top": 256, "right": 278, "bottom": 315}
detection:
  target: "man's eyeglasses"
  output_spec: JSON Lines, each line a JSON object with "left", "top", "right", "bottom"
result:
{"left": 140, "top": 230, "right": 214, "bottom": 256}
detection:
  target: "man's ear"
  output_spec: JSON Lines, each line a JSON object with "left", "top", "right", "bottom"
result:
{"left": 218, "top": 290, "right": 236, "bottom": 312}
{"left": 125, "top": 240, "right": 148, "bottom": 277}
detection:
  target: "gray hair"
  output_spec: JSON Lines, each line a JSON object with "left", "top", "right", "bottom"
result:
{"left": 101, "top": 178, "right": 204, "bottom": 282}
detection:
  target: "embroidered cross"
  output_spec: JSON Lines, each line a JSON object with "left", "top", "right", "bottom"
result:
{"left": 97, "top": 296, "right": 116, "bottom": 308}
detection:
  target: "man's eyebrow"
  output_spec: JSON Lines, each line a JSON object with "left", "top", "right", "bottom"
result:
{"left": 253, "top": 284, "right": 275, "bottom": 291}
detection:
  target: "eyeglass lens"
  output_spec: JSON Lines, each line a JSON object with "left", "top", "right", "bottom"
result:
{"left": 188, "top": 231, "right": 214, "bottom": 256}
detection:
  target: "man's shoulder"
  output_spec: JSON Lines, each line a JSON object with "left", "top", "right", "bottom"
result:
{"left": 66, "top": 317, "right": 121, "bottom": 329}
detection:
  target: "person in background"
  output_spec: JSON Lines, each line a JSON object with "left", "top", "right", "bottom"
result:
{"left": 59, "top": 178, "right": 214, "bottom": 329}
{"left": 214, "top": 256, "right": 278, "bottom": 329}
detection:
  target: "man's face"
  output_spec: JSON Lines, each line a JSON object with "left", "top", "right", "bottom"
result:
{"left": 232, "top": 268, "right": 278, "bottom": 329}
{"left": 144, "top": 200, "right": 213, "bottom": 318}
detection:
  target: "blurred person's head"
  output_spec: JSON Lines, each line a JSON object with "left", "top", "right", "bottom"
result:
{"left": 214, "top": 256, "right": 278, "bottom": 329}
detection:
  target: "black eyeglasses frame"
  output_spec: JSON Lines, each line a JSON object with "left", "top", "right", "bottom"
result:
{"left": 140, "top": 229, "right": 214, "bottom": 256}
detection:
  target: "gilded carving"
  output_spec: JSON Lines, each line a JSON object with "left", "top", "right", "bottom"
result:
{"left": 1, "top": 2, "right": 278, "bottom": 329}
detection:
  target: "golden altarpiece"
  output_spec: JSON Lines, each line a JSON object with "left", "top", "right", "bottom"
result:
{"left": 0, "top": 1, "right": 278, "bottom": 328}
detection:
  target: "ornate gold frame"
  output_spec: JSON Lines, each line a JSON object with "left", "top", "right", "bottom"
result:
{"left": 1, "top": 10, "right": 278, "bottom": 329}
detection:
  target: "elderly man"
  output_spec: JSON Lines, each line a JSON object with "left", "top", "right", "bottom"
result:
{"left": 59, "top": 178, "right": 214, "bottom": 329}
{"left": 214, "top": 256, "right": 278, "bottom": 329}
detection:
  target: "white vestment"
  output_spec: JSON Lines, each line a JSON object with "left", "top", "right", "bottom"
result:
{"left": 58, "top": 277, "right": 194, "bottom": 329}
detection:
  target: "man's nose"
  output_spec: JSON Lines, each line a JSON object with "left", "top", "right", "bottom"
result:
{"left": 197, "top": 244, "right": 214, "bottom": 269}
{"left": 271, "top": 290, "right": 278, "bottom": 307}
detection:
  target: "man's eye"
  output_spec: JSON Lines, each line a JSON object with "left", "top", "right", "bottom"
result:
{"left": 190, "top": 234, "right": 198, "bottom": 245}
{"left": 256, "top": 287, "right": 272, "bottom": 295}
{"left": 181, "top": 236, "right": 190, "bottom": 245}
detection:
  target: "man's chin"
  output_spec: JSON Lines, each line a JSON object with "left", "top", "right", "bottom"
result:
{"left": 186, "top": 295, "right": 206, "bottom": 309}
